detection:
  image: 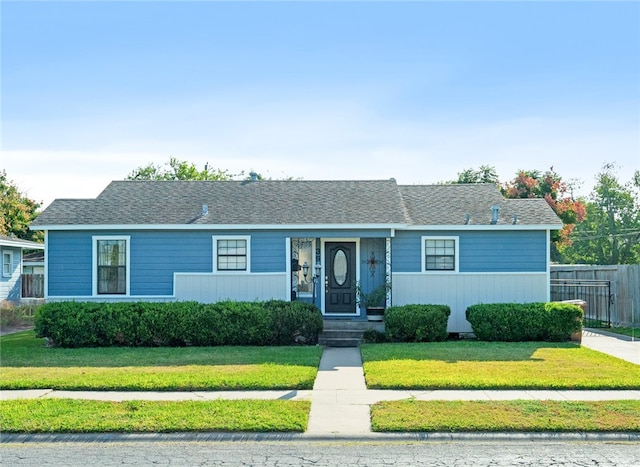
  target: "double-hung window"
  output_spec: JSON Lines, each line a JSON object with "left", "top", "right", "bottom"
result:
{"left": 2, "top": 251, "right": 13, "bottom": 278}
{"left": 93, "top": 236, "right": 130, "bottom": 295}
{"left": 214, "top": 236, "right": 250, "bottom": 272}
{"left": 423, "top": 237, "right": 458, "bottom": 272}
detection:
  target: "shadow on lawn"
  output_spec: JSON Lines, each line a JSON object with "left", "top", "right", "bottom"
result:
{"left": 0, "top": 331, "right": 323, "bottom": 368}
{"left": 361, "top": 340, "right": 580, "bottom": 363}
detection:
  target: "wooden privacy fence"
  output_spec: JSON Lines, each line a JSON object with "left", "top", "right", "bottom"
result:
{"left": 21, "top": 274, "right": 44, "bottom": 299}
{"left": 550, "top": 265, "right": 640, "bottom": 327}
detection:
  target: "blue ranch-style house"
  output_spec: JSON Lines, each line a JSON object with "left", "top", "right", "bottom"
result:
{"left": 31, "top": 178, "right": 562, "bottom": 333}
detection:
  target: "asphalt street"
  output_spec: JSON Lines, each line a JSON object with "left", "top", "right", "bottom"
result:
{"left": 2, "top": 439, "right": 639, "bottom": 466}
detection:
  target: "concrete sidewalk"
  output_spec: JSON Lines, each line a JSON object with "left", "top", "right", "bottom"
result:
{"left": 581, "top": 328, "right": 640, "bottom": 365}
{"left": 1, "top": 330, "right": 638, "bottom": 436}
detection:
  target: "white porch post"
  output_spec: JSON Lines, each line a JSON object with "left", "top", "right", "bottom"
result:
{"left": 385, "top": 237, "right": 391, "bottom": 307}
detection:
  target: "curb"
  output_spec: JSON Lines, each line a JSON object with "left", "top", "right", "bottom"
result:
{"left": 2, "top": 431, "right": 639, "bottom": 444}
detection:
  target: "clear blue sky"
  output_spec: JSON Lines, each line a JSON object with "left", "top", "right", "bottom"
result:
{"left": 2, "top": 1, "right": 639, "bottom": 208}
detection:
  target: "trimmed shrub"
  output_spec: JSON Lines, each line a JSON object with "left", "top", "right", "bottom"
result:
{"left": 465, "top": 303, "right": 547, "bottom": 342}
{"left": 545, "top": 302, "right": 584, "bottom": 342}
{"left": 266, "top": 300, "right": 323, "bottom": 345}
{"left": 466, "top": 302, "right": 583, "bottom": 342}
{"left": 35, "top": 300, "right": 323, "bottom": 348}
{"left": 384, "top": 304, "right": 450, "bottom": 342}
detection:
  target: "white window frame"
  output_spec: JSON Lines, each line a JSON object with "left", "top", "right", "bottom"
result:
{"left": 2, "top": 250, "right": 13, "bottom": 278}
{"left": 92, "top": 236, "right": 131, "bottom": 296}
{"left": 213, "top": 236, "right": 251, "bottom": 273}
{"left": 422, "top": 236, "right": 459, "bottom": 273}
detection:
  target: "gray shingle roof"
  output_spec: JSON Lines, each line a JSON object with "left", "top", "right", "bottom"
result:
{"left": 399, "top": 184, "right": 562, "bottom": 226}
{"left": 31, "top": 180, "right": 562, "bottom": 228}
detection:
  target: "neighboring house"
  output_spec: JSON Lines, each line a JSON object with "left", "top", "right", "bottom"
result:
{"left": 30, "top": 179, "right": 562, "bottom": 333}
{"left": 0, "top": 235, "right": 45, "bottom": 302}
{"left": 22, "top": 250, "right": 45, "bottom": 274}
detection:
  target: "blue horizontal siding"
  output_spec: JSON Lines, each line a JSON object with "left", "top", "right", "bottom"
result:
{"left": 46, "top": 228, "right": 548, "bottom": 298}
{"left": 47, "top": 231, "right": 93, "bottom": 296}
{"left": 391, "top": 232, "right": 422, "bottom": 272}
{"left": 251, "top": 232, "right": 286, "bottom": 273}
{"left": 392, "top": 230, "right": 548, "bottom": 273}
{"left": 131, "top": 232, "right": 212, "bottom": 295}
{"left": 461, "top": 231, "right": 547, "bottom": 272}
{"left": 47, "top": 230, "right": 294, "bottom": 296}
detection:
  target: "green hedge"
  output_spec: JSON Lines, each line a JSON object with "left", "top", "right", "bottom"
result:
{"left": 384, "top": 304, "right": 450, "bottom": 342}
{"left": 35, "top": 301, "right": 323, "bottom": 348}
{"left": 465, "top": 302, "right": 583, "bottom": 342}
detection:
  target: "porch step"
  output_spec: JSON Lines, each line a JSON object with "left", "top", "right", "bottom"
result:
{"left": 318, "top": 320, "right": 385, "bottom": 347}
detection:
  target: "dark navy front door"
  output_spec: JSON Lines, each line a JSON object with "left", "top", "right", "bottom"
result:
{"left": 325, "top": 242, "right": 356, "bottom": 314}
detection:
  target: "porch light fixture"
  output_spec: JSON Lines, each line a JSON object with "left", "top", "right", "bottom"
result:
{"left": 303, "top": 262, "right": 322, "bottom": 304}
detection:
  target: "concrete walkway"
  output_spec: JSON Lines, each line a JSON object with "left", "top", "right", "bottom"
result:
{"left": 1, "top": 330, "right": 638, "bottom": 436}
{"left": 581, "top": 328, "right": 640, "bottom": 365}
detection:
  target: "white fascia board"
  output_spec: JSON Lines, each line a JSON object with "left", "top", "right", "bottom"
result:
{"left": 31, "top": 223, "right": 408, "bottom": 231}
{"left": 0, "top": 238, "right": 45, "bottom": 250}
{"left": 404, "top": 224, "right": 564, "bottom": 231}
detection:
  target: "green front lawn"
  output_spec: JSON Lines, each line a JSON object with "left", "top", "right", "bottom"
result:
{"left": 361, "top": 341, "right": 640, "bottom": 390}
{"left": 0, "top": 399, "right": 310, "bottom": 433}
{"left": 0, "top": 331, "right": 322, "bottom": 391}
{"left": 371, "top": 400, "right": 640, "bottom": 432}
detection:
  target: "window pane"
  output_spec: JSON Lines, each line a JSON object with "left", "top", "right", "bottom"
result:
{"left": 97, "top": 240, "right": 126, "bottom": 294}
{"left": 425, "top": 239, "right": 455, "bottom": 271}
{"left": 98, "top": 266, "right": 126, "bottom": 294}
{"left": 98, "top": 240, "right": 125, "bottom": 266}
{"left": 292, "top": 238, "right": 313, "bottom": 294}
{"left": 217, "top": 239, "right": 247, "bottom": 271}
{"left": 3, "top": 253, "right": 11, "bottom": 276}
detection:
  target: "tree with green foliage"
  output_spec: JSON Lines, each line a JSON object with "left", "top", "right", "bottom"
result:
{"left": 455, "top": 165, "right": 500, "bottom": 184}
{"left": 560, "top": 164, "right": 640, "bottom": 264}
{"left": 126, "top": 157, "right": 237, "bottom": 181}
{"left": 502, "top": 167, "right": 586, "bottom": 262}
{"left": 0, "top": 170, "right": 42, "bottom": 242}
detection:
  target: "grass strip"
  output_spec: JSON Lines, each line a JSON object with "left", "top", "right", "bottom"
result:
{"left": 0, "top": 399, "right": 310, "bottom": 433}
{"left": 0, "top": 331, "right": 323, "bottom": 367}
{"left": 1, "top": 332, "right": 322, "bottom": 391}
{"left": 1, "top": 365, "right": 317, "bottom": 391}
{"left": 605, "top": 327, "right": 640, "bottom": 339}
{"left": 361, "top": 342, "right": 640, "bottom": 390}
{"left": 371, "top": 400, "right": 640, "bottom": 432}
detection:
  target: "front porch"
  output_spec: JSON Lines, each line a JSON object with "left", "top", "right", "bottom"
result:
{"left": 318, "top": 319, "right": 385, "bottom": 347}
{"left": 291, "top": 236, "right": 391, "bottom": 319}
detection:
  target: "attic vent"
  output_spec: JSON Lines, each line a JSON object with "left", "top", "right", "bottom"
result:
{"left": 490, "top": 205, "right": 500, "bottom": 225}
{"left": 512, "top": 214, "right": 518, "bottom": 225}
{"left": 249, "top": 171, "right": 259, "bottom": 182}
{"left": 464, "top": 213, "right": 470, "bottom": 225}
{"left": 202, "top": 204, "right": 209, "bottom": 216}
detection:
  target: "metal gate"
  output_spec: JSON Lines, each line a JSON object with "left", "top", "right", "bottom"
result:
{"left": 550, "top": 279, "right": 612, "bottom": 328}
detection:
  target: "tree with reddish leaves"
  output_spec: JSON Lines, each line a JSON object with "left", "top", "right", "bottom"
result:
{"left": 502, "top": 167, "right": 586, "bottom": 262}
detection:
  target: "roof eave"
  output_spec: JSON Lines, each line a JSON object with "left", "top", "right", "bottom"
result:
{"left": 30, "top": 223, "right": 409, "bottom": 231}
{"left": 404, "top": 224, "right": 564, "bottom": 231}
